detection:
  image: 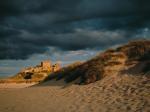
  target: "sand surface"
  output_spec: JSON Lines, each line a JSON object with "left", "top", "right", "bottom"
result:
{"left": 0, "top": 83, "right": 37, "bottom": 89}
{"left": 0, "top": 74, "right": 150, "bottom": 112}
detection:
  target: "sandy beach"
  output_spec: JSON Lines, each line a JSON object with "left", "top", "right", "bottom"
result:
{"left": 0, "top": 83, "right": 37, "bottom": 89}
{"left": 0, "top": 74, "right": 149, "bottom": 112}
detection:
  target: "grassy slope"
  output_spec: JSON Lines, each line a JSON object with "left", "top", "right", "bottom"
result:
{"left": 44, "top": 39, "right": 150, "bottom": 84}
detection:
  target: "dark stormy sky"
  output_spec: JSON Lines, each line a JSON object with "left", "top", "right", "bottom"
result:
{"left": 0, "top": 0, "right": 150, "bottom": 77}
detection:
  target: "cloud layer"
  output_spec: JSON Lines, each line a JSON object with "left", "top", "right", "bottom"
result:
{"left": 0, "top": 0, "right": 150, "bottom": 59}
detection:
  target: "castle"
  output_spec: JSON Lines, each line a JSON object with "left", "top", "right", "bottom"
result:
{"left": 21, "top": 60, "right": 61, "bottom": 75}
{"left": 40, "top": 60, "right": 61, "bottom": 72}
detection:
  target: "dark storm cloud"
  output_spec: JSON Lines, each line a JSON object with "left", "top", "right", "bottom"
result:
{"left": 0, "top": 0, "right": 150, "bottom": 59}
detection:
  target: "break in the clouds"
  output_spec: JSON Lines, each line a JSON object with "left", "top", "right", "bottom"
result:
{"left": 0, "top": 0, "right": 150, "bottom": 59}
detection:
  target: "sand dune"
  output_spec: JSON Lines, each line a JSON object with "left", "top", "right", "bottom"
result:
{"left": 0, "top": 74, "right": 149, "bottom": 112}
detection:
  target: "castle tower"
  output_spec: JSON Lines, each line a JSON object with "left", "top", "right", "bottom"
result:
{"left": 41, "top": 60, "right": 51, "bottom": 69}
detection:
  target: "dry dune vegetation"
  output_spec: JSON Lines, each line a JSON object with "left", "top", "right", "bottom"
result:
{"left": 44, "top": 39, "right": 150, "bottom": 84}
{"left": 0, "top": 40, "right": 150, "bottom": 112}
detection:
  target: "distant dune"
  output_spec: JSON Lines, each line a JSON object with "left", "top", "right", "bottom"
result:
{"left": 0, "top": 40, "right": 149, "bottom": 112}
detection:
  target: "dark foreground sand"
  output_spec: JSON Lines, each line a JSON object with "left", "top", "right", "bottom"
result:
{"left": 0, "top": 74, "right": 150, "bottom": 112}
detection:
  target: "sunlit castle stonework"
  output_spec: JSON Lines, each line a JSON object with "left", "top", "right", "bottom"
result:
{"left": 21, "top": 60, "right": 60, "bottom": 73}
{"left": 41, "top": 60, "right": 52, "bottom": 69}
{"left": 17, "top": 60, "right": 61, "bottom": 80}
